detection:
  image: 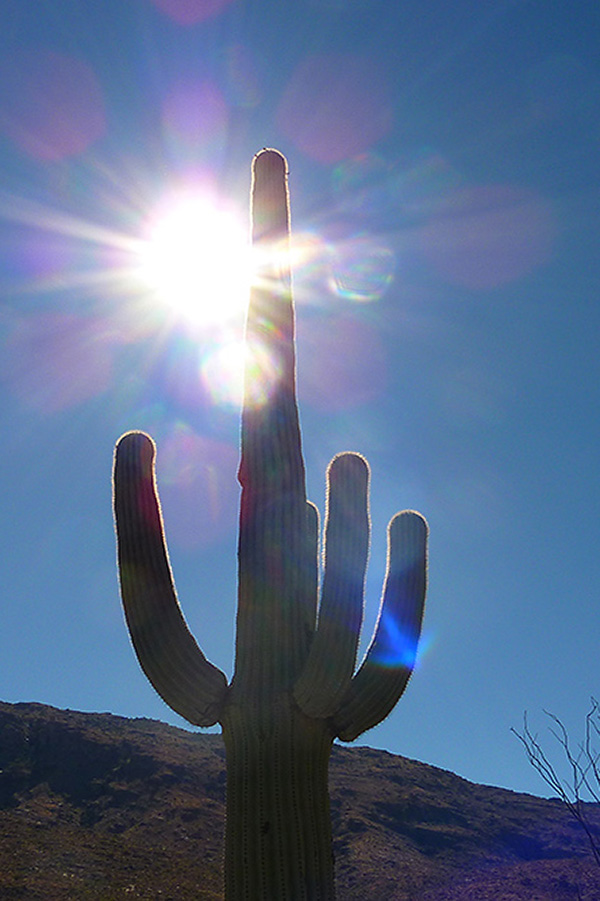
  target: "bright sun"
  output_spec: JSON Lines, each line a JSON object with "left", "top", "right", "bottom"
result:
{"left": 137, "top": 191, "right": 251, "bottom": 328}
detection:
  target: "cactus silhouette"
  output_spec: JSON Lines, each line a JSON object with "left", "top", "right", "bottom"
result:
{"left": 113, "top": 149, "right": 428, "bottom": 900}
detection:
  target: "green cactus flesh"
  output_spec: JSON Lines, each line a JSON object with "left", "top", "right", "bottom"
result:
{"left": 113, "top": 148, "right": 428, "bottom": 900}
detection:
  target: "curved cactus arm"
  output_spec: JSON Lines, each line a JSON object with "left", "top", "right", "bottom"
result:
{"left": 332, "top": 510, "right": 428, "bottom": 742}
{"left": 294, "top": 452, "right": 370, "bottom": 718}
{"left": 113, "top": 430, "right": 228, "bottom": 726}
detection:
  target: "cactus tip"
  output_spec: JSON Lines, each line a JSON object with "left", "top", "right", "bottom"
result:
{"left": 252, "top": 147, "right": 288, "bottom": 174}
{"left": 115, "top": 431, "right": 155, "bottom": 474}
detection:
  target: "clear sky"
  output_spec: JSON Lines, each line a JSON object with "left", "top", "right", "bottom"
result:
{"left": 1, "top": 0, "right": 599, "bottom": 798}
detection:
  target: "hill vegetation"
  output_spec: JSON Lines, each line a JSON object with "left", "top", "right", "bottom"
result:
{"left": 1, "top": 701, "right": 599, "bottom": 899}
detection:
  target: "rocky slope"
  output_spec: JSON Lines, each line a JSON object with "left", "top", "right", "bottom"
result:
{"left": 1, "top": 700, "right": 599, "bottom": 899}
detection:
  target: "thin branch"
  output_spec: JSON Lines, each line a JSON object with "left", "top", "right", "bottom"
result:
{"left": 512, "top": 706, "right": 600, "bottom": 869}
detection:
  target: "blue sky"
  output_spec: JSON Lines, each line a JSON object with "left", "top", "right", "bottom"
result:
{"left": 1, "top": 0, "right": 599, "bottom": 798}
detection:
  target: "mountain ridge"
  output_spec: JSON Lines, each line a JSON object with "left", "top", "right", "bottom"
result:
{"left": 1, "top": 700, "right": 599, "bottom": 899}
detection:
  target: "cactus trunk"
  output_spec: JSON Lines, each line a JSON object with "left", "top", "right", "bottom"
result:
{"left": 222, "top": 701, "right": 334, "bottom": 899}
{"left": 219, "top": 152, "right": 336, "bottom": 898}
{"left": 113, "top": 148, "right": 428, "bottom": 900}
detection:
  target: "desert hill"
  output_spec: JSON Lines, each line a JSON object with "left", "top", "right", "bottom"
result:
{"left": 1, "top": 700, "right": 599, "bottom": 899}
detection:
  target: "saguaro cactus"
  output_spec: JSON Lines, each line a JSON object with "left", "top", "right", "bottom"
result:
{"left": 113, "top": 149, "right": 428, "bottom": 900}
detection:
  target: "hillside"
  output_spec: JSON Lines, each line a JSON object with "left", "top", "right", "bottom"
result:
{"left": 1, "top": 701, "right": 599, "bottom": 899}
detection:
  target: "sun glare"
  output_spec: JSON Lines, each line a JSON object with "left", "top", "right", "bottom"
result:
{"left": 137, "top": 192, "right": 251, "bottom": 328}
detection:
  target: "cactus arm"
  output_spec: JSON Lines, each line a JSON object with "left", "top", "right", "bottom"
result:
{"left": 332, "top": 510, "right": 428, "bottom": 742}
{"left": 233, "top": 149, "right": 315, "bottom": 696}
{"left": 294, "top": 452, "right": 370, "bottom": 718}
{"left": 113, "top": 430, "right": 228, "bottom": 726}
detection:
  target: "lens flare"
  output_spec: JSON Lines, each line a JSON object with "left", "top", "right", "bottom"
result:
{"left": 0, "top": 49, "right": 106, "bottom": 161}
{"left": 328, "top": 238, "right": 395, "bottom": 302}
{"left": 201, "top": 337, "right": 281, "bottom": 411}
{"left": 162, "top": 81, "right": 228, "bottom": 150}
{"left": 148, "top": 0, "right": 234, "bottom": 25}
{"left": 277, "top": 54, "right": 392, "bottom": 163}
{"left": 201, "top": 340, "right": 245, "bottom": 410}
{"left": 156, "top": 422, "right": 239, "bottom": 549}
{"left": 136, "top": 192, "right": 251, "bottom": 328}
{"left": 369, "top": 616, "right": 433, "bottom": 670}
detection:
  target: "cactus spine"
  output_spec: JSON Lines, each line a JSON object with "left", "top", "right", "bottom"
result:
{"left": 113, "top": 149, "right": 428, "bottom": 900}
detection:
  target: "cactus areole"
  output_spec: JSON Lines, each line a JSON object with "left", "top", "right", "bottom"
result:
{"left": 113, "top": 149, "right": 428, "bottom": 900}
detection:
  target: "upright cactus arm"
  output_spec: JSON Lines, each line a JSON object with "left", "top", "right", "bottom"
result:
{"left": 294, "top": 452, "right": 370, "bottom": 718}
{"left": 332, "top": 509, "right": 428, "bottom": 741}
{"left": 294, "top": 455, "right": 427, "bottom": 731}
{"left": 113, "top": 430, "right": 228, "bottom": 726}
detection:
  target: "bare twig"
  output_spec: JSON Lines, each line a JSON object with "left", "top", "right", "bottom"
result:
{"left": 512, "top": 702, "right": 600, "bottom": 869}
